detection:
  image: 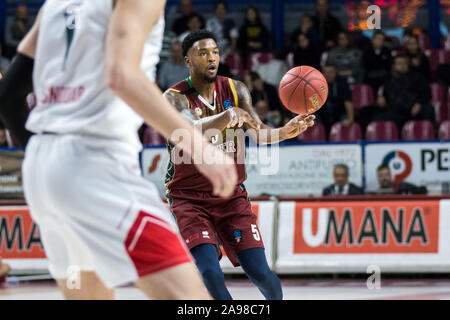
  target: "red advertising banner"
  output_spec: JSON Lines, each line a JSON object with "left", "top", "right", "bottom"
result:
{"left": 0, "top": 207, "right": 46, "bottom": 259}
{"left": 293, "top": 201, "right": 439, "bottom": 254}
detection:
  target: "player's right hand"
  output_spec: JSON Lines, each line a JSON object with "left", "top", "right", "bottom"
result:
{"left": 196, "top": 144, "right": 238, "bottom": 198}
{"left": 226, "top": 107, "right": 260, "bottom": 129}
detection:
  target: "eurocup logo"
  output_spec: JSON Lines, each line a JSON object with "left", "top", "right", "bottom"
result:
{"left": 382, "top": 151, "right": 413, "bottom": 185}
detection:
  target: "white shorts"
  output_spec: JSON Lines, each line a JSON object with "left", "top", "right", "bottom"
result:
{"left": 22, "top": 134, "right": 192, "bottom": 288}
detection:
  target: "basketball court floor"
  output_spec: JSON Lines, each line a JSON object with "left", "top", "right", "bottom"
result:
{"left": 2, "top": 277, "right": 450, "bottom": 300}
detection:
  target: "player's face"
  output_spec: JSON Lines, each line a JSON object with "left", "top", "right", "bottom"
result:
{"left": 333, "top": 167, "right": 348, "bottom": 187}
{"left": 377, "top": 168, "right": 392, "bottom": 188}
{"left": 187, "top": 39, "right": 220, "bottom": 83}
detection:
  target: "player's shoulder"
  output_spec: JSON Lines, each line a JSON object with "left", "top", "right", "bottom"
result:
{"left": 167, "top": 78, "right": 190, "bottom": 93}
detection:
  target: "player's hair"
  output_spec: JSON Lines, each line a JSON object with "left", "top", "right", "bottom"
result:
{"left": 377, "top": 164, "right": 390, "bottom": 172}
{"left": 182, "top": 30, "right": 217, "bottom": 57}
{"left": 334, "top": 163, "right": 349, "bottom": 174}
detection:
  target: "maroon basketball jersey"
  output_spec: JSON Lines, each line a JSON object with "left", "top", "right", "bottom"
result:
{"left": 165, "top": 76, "right": 246, "bottom": 193}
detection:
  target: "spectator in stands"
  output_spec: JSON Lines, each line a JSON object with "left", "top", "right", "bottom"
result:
{"left": 245, "top": 71, "right": 282, "bottom": 113}
{"left": 362, "top": 31, "right": 392, "bottom": 93}
{"left": 293, "top": 33, "right": 321, "bottom": 70}
{"left": 405, "top": 35, "right": 431, "bottom": 80}
{"left": 322, "top": 164, "right": 364, "bottom": 196}
{"left": 4, "top": 4, "right": 33, "bottom": 58}
{"left": 178, "top": 14, "right": 205, "bottom": 43}
{"left": 172, "top": 0, "right": 204, "bottom": 36}
{"left": 315, "top": 64, "right": 355, "bottom": 134}
{"left": 375, "top": 165, "right": 427, "bottom": 195}
{"left": 238, "top": 6, "right": 271, "bottom": 68}
{"left": 326, "top": 31, "right": 363, "bottom": 84}
{"left": 0, "top": 44, "right": 10, "bottom": 74}
{"left": 158, "top": 42, "right": 189, "bottom": 91}
{"left": 360, "top": 55, "right": 435, "bottom": 131}
{"left": 159, "top": 30, "right": 178, "bottom": 63}
{"left": 206, "top": 1, "right": 238, "bottom": 56}
{"left": 312, "top": 0, "right": 342, "bottom": 50}
{"left": 290, "top": 14, "right": 320, "bottom": 49}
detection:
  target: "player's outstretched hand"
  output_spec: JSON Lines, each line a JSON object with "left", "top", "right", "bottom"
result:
{"left": 196, "top": 144, "right": 238, "bottom": 198}
{"left": 281, "top": 114, "right": 315, "bottom": 139}
{"left": 226, "top": 107, "right": 260, "bottom": 129}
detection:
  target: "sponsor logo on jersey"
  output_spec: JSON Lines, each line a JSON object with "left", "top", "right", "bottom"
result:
{"left": 41, "top": 86, "right": 85, "bottom": 104}
{"left": 223, "top": 99, "right": 232, "bottom": 109}
{"left": 202, "top": 231, "right": 210, "bottom": 239}
{"left": 233, "top": 230, "right": 242, "bottom": 243}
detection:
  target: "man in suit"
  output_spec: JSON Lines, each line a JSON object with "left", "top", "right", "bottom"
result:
{"left": 322, "top": 163, "right": 364, "bottom": 196}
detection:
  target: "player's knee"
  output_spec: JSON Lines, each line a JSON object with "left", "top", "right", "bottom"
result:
{"left": 200, "top": 266, "right": 225, "bottom": 286}
{"left": 248, "top": 267, "right": 273, "bottom": 285}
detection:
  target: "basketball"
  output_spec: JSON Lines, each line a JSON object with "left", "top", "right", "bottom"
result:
{"left": 278, "top": 66, "right": 328, "bottom": 115}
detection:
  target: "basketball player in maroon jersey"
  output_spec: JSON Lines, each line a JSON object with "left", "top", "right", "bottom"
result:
{"left": 163, "top": 30, "right": 315, "bottom": 300}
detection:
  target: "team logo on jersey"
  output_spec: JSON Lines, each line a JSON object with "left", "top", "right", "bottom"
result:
{"left": 223, "top": 99, "right": 232, "bottom": 109}
{"left": 233, "top": 230, "right": 242, "bottom": 243}
{"left": 195, "top": 107, "right": 202, "bottom": 116}
{"left": 63, "top": 3, "right": 81, "bottom": 71}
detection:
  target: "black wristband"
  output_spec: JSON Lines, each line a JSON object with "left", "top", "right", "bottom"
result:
{"left": 0, "top": 53, "right": 34, "bottom": 148}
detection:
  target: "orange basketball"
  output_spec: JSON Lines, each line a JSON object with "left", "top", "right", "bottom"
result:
{"left": 278, "top": 66, "right": 328, "bottom": 115}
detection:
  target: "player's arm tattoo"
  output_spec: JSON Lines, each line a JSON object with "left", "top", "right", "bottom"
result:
{"left": 163, "top": 90, "right": 199, "bottom": 122}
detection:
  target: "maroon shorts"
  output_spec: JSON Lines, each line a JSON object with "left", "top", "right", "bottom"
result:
{"left": 168, "top": 185, "right": 264, "bottom": 267}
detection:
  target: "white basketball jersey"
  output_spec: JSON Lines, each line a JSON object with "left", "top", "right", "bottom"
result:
{"left": 27, "top": 0, "right": 164, "bottom": 154}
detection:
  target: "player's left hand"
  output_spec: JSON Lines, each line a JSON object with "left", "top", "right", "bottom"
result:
{"left": 281, "top": 114, "right": 315, "bottom": 140}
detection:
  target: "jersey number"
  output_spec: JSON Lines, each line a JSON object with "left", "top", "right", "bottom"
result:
{"left": 251, "top": 224, "right": 260, "bottom": 241}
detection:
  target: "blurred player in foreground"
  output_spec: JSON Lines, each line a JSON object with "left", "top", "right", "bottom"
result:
{"left": 164, "top": 30, "right": 315, "bottom": 300}
{"left": 6, "top": 0, "right": 240, "bottom": 300}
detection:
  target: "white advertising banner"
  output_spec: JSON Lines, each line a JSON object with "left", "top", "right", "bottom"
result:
{"left": 220, "top": 201, "right": 275, "bottom": 273}
{"left": 275, "top": 200, "right": 450, "bottom": 273}
{"left": 365, "top": 142, "right": 450, "bottom": 194}
{"left": 245, "top": 144, "right": 363, "bottom": 196}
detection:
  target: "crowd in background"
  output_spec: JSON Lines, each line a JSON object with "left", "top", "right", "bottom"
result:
{"left": 1, "top": 0, "right": 450, "bottom": 147}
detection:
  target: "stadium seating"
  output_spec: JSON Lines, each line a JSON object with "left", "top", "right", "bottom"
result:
{"left": 425, "top": 49, "right": 450, "bottom": 74}
{"left": 297, "top": 123, "right": 327, "bottom": 142}
{"left": 224, "top": 52, "right": 244, "bottom": 77}
{"left": 247, "top": 52, "right": 274, "bottom": 71}
{"left": 351, "top": 84, "right": 375, "bottom": 110}
{"left": 329, "top": 122, "right": 362, "bottom": 142}
{"left": 439, "top": 121, "right": 450, "bottom": 140}
{"left": 401, "top": 120, "right": 435, "bottom": 140}
{"left": 430, "top": 83, "right": 448, "bottom": 124}
{"left": 365, "top": 121, "right": 399, "bottom": 141}
{"left": 142, "top": 126, "right": 166, "bottom": 146}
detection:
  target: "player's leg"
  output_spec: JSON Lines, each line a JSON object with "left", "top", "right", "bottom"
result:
{"left": 190, "top": 243, "right": 233, "bottom": 300}
{"left": 237, "top": 248, "right": 283, "bottom": 300}
{"left": 135, "top": 262, "right": 210, "bottom": 300}
{"left": 56, "top": 272, "right": 114, "bottom": 300}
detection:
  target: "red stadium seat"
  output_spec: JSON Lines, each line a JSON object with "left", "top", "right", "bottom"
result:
{"left": 430, "top": 83, "right": 449, "bottom": 124}
{"left": 329, "top": 122, "right": 362, "bottom": 142}
{"left": 365, "top": 121, "right": 399, "bottom": 141}
{"left": 297, "top": 123, "right": 327, "bottom": 142}
{"left": 424, "top": 49, "right": 450, "bottom": 74}
{"left": 401, "top": 120, "right": 435, "bottom": 141}
{"left": 352, "top": 84, "right": 374, "bottom": 110}
{"left": 439, "top": 121, "right": 450, "bottom": 140}
{"left": 247, "top": 52, "right": 274, "bottom": 71}
{"left": 224, "top": 52, "right": 244, "bottom": 77}
{"left": 142, "top": 127, "right": 166, "bottom": 146}
{"left": 418, "top": 33, "right": 431, "bottom": 51}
